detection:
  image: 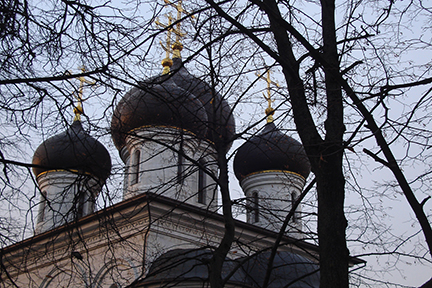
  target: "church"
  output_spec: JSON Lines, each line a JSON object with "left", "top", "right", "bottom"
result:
{"left": 0, "top": 5, "right": 363, "bottom": 287}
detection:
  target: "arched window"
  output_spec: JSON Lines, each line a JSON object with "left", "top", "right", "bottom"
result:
{"left": 252, "top": 192, "right": 259, "bottom": 223}
{"left": 38, "top": 191, "right": 47, "bottom": 223}
{"left": 131, "top": 150, "right": 140, "bottom": 185}
{"left": 291, "top": 192, "right": 297, "bottom": 223}
{"left": 198, "top": 160, "right": 206, "bottom": 204}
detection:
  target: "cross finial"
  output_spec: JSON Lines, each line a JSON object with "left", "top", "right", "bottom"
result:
{"left": 155, "top": 14, "right": 174, "bottom": 74}
{"left": 69, "top": 66, "right": 96, "bottom": 122}
{"left": 163, "top": 0, "right": 193, "bottom": 59}
{"left": 256, "top": 69, "right": 279, "bottom": 123}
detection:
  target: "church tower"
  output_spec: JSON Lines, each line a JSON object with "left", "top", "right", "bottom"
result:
{"left": 233, "top": 71, "right": 310, "bottom": 235}
{"left": 110, "top": 12, "right": 235, "bottom": 210}
{"left": 32, "top": 72, "right": 111, "bottom": 234}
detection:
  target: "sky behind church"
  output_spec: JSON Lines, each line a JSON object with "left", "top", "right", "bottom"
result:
{"left": 1, "top": 0, "right": 432, "bottom": 286}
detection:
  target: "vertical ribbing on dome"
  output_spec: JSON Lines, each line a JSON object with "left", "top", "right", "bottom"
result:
{"left": 169, "top": 57, "right": 236, "bottom": 151}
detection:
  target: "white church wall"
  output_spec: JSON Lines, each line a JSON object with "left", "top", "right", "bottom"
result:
{"left": 240, "top": 171, "right": 305, "bottom": 236}
{"left": 123, "top": 127, "right": 218, "bottom": 211}
{"left": 35, "top": 171, "right": 102, "bottom": 234}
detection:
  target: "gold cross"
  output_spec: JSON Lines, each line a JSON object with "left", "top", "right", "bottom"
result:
{"left": 256, "top": 69, "right": 279, "bottom": 123}
{"left": 155, "top": 14, "right": 174, "bottom": 57}
{"left": 155, "top": 14, "right": 174, "bottom": 74}
{"left": 70, "top": 66, "right": 96, "bottom": 121}
{"left": 164, "top": 0, "right": 186, "bottom": 43}
{"left": 163, "top": 0, "right": 193, "bottom": 58}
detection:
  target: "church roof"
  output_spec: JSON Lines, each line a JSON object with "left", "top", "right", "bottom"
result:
{"left": 240, "top": 251, "right": 320, "bottom": 287}
{"left": 111, "top": 58, "right": 235, "bottom": 153}
{"left": 233, "top": 122, "right": 311, "bottom": 181}
{"left": 141, "top": 248, "right": 251, "bottom": 287}
{"left": 32, "top": 120, "right": 111, "bottom": 180}
{"left": 111, "top": 76, "right": 208, "bottom": 151}
{"left": 139, "top": 248, "right": 320, "bottom": 288}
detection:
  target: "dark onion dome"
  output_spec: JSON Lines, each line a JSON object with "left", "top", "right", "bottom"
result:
{"left": 138, "top": 249, "right": 318, "bottom": 288}
{"left": 240, "top": 251, "right": 320, "bottom": 288}
{"left": 111, "top": 76, "right": 208, "bottom": 151}
{"left": 140, "top": 248, "right": 251, "bottom": 287}
{"left": 171, "top": 58, "right": 235, "bottom": 149}
{"left": 233, "top": 122, "right": 311, "bottom": 181}
{"left": 32, "top": 120, "right": 112, "bottom": 181}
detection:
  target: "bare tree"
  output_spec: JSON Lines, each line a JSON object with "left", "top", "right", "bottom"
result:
{"left": 1, "top": 0, "right": 432, "bottom": 288}
{"left": 193, "top": 0, "right": 432, "bottom": 287}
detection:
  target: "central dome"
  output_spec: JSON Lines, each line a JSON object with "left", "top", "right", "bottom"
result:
{"left": 111, "top": 59, "right": 235, "bottom": 153}
{"left": 111, "top": 76, "right": 208, "bottom": 151}
{"left": 171, "top": 58, "right": 235, "bottom": 148}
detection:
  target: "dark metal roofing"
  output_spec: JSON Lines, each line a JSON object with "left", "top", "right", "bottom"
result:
{"left": 171, "top": 58, "right": 236, "bottom": 150}
{"left": 233, "top": 122, "right": 311, "bottom": 181}
{"left": 240, "top": 251, "right": 320, "bottom": 288}
{"left": 32, "top": 120, "right": 111, "bottom": 180}
{"left": 140, "top": 248, "right": 252, "bottom": 287}
{"left": 111, "top": 76, "right": 208, "bottom": 151}
{"left": 140, "top": 249, "right": 320, "bottom": 288}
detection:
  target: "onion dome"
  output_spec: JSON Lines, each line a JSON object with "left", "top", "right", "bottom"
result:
{"left": 241, "top": 251, "right": 320, "bottom": 287}
{"left": 32, "top": 120, "right": 112, "bottom": 181}
{"left": 142, "top": 249, "right": 319, "bottom": 288}
{"left": 171, "top": 58, "right": 235, "bottom": 149}
{"left": 141, "top": 249, "right": 249, "bottom": 286}
{"left": 233, "top": 122, "right": 311, "bottom": 181}
{"left": 111, "top": 76, "right": 208, "bottom": 151}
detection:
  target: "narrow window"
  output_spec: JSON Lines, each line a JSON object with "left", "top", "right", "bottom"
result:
{"left": 252, "top": 192, "right": 259, "bottom": 223}
{"left": 177, "top": 152, "right": 184, "bottom": 184}
{"left": 291, "top": 192, "right": 297, "bottom": 223}
{"left": 131, "top": 150, "right": 141, "bottom": 184}
{"left": 38, "top": 191, "right": 47, "bottom": 223}
{"left": 198, "top": 160, "right": 206, "bottom": 204}
{"left": 77, "top": 192, "right": 86, "bottom": 218}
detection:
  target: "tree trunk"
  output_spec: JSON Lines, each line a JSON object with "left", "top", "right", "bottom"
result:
{"left": 263, "top": 0, "right": 349, "bottom": 286}
{"left": 209, "top": 146, "right": 235, "bottom": 288}
{"left": 318, "top": 0, "right": 349, "bottom": 286}
{"left": 315, "top": 149, "right": 349, "bottom": 288}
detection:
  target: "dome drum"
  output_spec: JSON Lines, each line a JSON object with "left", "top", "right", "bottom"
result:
{"left": 125, "top": 126, "right": 213, "bottom": 153}
{"left": 122, "top": 127, "right": 219, "bottom": 209}
{"left": 240, "top": 171, "right": 304, "bottom": 234}
{"left": 34, "top": 170, "right": 102, "bottom": 234}
{"left": 240, "top": 170, "right": 305, "bottom": 193}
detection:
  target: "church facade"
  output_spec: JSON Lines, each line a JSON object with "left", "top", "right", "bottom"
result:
{"left": 0, "top": 19, "right": 363, "bottom": 286}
